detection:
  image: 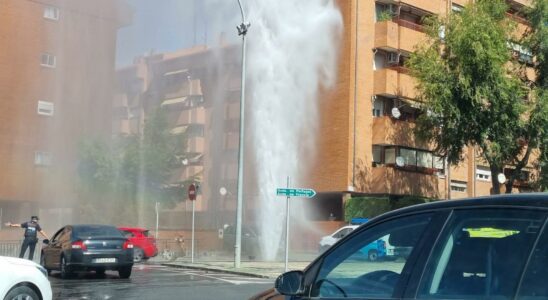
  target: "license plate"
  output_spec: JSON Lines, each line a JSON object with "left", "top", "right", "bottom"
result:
{"left": 93, "top": 258, "right": 116, "bottom": 263}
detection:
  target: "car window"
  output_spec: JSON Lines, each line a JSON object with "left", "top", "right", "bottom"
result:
{"left": 418, "top": 209, "right": 545, "bottom": 300}
{"left": 311, "top": 213, "right": 433, "bottom": 299}
{"left": 334, "top": 228, "right": 353, "bottom": 239}
{"left": 73, "top": 226, "right": 124, "bottom": 239}
{"left": 122, "top": 230, "right": 134, "bottom": 238}
{"left": 142, "top": 230, "right": 150, "bottom": 237}
{"left": 517, "top": 219, "right": 548, "bottom": 299}
{"left": 58, "top": 227, "right": 72, "bottom": 243}
{"left": 51, "top": 227, "right": 64, "bottom": 243}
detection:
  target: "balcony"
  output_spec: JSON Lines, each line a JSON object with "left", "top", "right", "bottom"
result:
{"left": 399, "top": 0, "right": 442, "bottom": 14}
{"left": 166, "top": 108, "right": 206, "bottom": 126}
{"left": 507, "top": 0, "right": 532, "bottom": 8}
{"left": 375, "top": 20, "right": 427, "bottom": 53}
{"left": 372, "top": 116, "right": 429, "bottom": 149}
{"left": 374, "top": 67, "right": 417, "bottom": 99}
{"left": 370, "top": 167, "right": 442, "bottom": 199}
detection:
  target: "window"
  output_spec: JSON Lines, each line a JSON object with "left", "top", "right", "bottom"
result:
{"left": 509, "top": 42, "right": 533, "bottom": 64}
{"left": 372, "top": 97, "right": 384, "bottom": 117}
{"left": 40, "top": 53, "right": 56, "bottom": 68}
{"left": 418, "top": 209, "right": 544, "bottom": 299}
{"left": 372, "top": 145, "right": 444, "bottom": 174}
{"left": 37, "top": 101, "right": 54, "bottom": 116}
{"left": 400, "top": 148, "right": 417, "bottom": 166}
{"left": 518, "top": 221, "right": 548, "bottom": 298}
{"left": 385, "top": 147, "right": 396, "bottom": 165}
{"left": 451, "top": 3, "right": 463, "bottom": 13}
{"left": 450, "top": 180, "right": 467, "bottom": 192}
{"left": 35, "top": 151, "right": 52, "bottom": 166}
{"left": 417, "top": 151, "right": 433, "bottom": 168}
{"left": 43, "top": 6, "right": 59, "bottom": 20}
{"left": 476, "top": 166, "right": 491, "bottom": 181}
{"left": 372, "top": 145, "right": 382, "bottom": 164}
{"left": 312, "top": 213, "right": 433, "bottom": 298}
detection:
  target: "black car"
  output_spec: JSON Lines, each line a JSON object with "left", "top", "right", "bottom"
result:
{"left": 40, "top": 224, "right": 134, "bottom": 279}
{"left": 252, "top": 193, "right": 548, "bottom": 299}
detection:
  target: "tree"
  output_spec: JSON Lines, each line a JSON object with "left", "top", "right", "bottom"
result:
{"left": 407, "top": 0, "right": 547, "bottom": 194}
{"left": 524, "top": 0, "right": 548, "bottom": 190}
{"left": 77, "top": 107, "right": 195, "bottom": 225}
{"left": 345, "top": 196, "right": 434, "bottom": 221}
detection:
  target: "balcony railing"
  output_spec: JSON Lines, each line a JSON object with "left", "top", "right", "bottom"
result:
{"left": 392, "top": 17, "right": 425, "bottom": 33}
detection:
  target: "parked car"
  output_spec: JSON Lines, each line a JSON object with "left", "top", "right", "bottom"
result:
{"left": 251, "top": 193, "right": 548, "bottom": 300}
{"left": 41, "top": 224, "right": 134, "bottom": 279}
{"left": 118, "top": 227, "right": 158, "bottom": 263}
{"left": 319, "top": 225, "right": 395, "bottom": 260}
{"left": 222, "top": 225, "right": 261, "bottom": 260}
{"left": 0, "top": 256, "right": 52, "bottom": 300}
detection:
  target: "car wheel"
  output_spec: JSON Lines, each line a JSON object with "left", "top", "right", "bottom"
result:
{"left": 4, "top": 285, "right": 40, "bottom": 300}
{"left": 40, "top": 253, "right": 51, "bottom": 275}
{"left": 133, "top": 247, "right": 144, "bottom": 263}
{"left": 368, "top": 250, "right": 379, "bottom": 262}
{"left": 60, "top": 256, "right": 72, "bottom": 279}
{"left": 118, "top": 266, "right": 132, "bottom": 279}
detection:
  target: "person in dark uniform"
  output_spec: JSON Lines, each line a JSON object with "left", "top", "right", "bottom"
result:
{"left": 5, "top": 216, "right": 49, "bottom": 260}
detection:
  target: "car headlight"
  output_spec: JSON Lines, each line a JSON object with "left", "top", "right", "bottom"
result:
{"left": 36, "top": 265, "right": 48, "bottom": 278}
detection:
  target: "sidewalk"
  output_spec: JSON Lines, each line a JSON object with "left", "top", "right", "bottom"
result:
{"left": 156, "top": 252, "right": 318, "bottom": 279}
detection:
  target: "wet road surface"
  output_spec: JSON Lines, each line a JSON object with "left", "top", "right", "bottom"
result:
{"left": 49, "top": 264, "right": 273, "bottom": 300}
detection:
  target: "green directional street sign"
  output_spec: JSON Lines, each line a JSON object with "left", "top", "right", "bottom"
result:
{"left": 276, "top": 188, "right": 317, "bottom": 198}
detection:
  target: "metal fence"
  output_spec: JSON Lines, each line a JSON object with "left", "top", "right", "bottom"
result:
{"left": 0, "top": 240, "right": 41, "bottom": 263}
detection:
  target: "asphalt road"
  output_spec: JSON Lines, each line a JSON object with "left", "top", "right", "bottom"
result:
{"left": 49, "top": 264, "right": 274, "bottom": 300}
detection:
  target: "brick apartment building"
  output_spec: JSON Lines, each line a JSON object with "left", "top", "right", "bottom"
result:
{"left": 113, "top": 0, "right": 537, "bottom": 251}
{"left": 0, "top": 0, "right": 131, "bottom": 238}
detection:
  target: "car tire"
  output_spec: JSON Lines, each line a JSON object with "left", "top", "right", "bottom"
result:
{"left": 368, "top": 250, "right": 379, "bottom": 262}
{"left": 60, "top": 256, "right": 72, "bottom": 279}
{"left": 133, "top": 247, "right": 144, "bottom": 263}
{"left": 40, "top": 253, "right": 51, "bottom": 275}
{"left": 118, "top": 266, "right": 132, "bottom": 279}
{"left": 4, "top": 285, "right": 40, "bottom": 300}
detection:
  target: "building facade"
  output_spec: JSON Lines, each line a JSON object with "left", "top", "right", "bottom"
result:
{"left": 0, "top": 0, "right": 131, "bottom": 238}
{"left": 308, "top": 0, "right": 536, "bottom": 220}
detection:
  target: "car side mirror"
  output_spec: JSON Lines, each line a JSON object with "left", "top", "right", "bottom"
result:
{"left": 42, "top": 239, "right": 50, "bottom": 245}
{"left": 275, "top": 270, "right": 304, "bottom": 296}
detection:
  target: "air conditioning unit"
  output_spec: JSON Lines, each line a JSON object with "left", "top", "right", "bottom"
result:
{"left": 388, "top": 52, "right": 399, "bottom": 64}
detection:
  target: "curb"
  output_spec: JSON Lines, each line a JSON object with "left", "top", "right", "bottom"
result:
{"left": 161, "top": 263, "right": 274, "bottom": 279}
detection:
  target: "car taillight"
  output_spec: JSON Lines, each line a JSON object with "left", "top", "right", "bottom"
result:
{"left": 123, "top": 241, "right": 134, "bottom": 249}
{"left": 72, "top": 240, "right": 87, "bottom": 251}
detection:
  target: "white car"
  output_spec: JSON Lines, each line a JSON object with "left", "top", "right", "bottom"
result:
{"left": 319, "top": 225, "right": 359, "bottom": 252}
{"left": 0, "top": 256, "right": 52, "bottom": 300}
{"left": 319, "top": 225, "right": 396, "bottom": 258}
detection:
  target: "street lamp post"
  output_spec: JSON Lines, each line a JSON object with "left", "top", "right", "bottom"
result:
{"left": 235, "top": 0, "right": 250, "bottom": 269}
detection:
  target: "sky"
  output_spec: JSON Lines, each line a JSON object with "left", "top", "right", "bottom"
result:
{"left": 115, "top": 0, "right": 239, "bottom": 67}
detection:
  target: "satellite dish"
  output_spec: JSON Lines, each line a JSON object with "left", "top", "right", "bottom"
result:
{"left": 219, "top": 187, "right": 227, "bottom": 196}
{"left": 391, "top": 107, "right": 401, "bottom": 119}
{"left": 395, "top": 156, "right": 405, "bottom": 167}
{"left": 497, "top": 173, "right": 507, "bottom": 184}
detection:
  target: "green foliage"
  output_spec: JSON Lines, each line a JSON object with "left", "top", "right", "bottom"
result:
{"left": 377, "top": 10, "right": 393, "bottom": 22}
{"left": 77, "top": 107, "right": 195, "bottom": 225}
{"left": 407, "top": 0, "right": 547, "bottom": 194}
{"left": 345, "top": 196, "right": 435, "bottom": 221}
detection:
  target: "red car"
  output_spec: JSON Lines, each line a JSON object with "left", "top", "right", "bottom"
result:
{"left": 118, "top": 227, "right": 158, "bottom": 263}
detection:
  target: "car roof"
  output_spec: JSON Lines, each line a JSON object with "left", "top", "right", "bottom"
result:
{"left": 373, "top": 193, "right": 548, "bottom": 223}
{"left": 71, "top": 224, "right": 118, "bottom": 229}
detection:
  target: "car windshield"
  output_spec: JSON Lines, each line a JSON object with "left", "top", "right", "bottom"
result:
{"left": 73, "top": 226, "right": 124, "bottom": 239}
